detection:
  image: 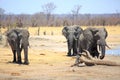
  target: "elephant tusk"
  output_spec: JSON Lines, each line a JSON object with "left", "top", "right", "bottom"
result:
{"left": 106, "top": 44, "right": 111, "bottom": 49}
{"left": 97, "top": 45, "right": 102, "bottom": 58}
{"left": 97, "top": 45, "right": 101, "bottom": 54}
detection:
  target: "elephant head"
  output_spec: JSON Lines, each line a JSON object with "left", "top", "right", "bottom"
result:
{"left": 90, "top": 28, "right": 108, "bottom": 59}
{"left": 62, "top": 25, "right": 83, "bottom": 56}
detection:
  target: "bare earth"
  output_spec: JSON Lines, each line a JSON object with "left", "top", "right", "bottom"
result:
{"left": 0, "top": 27, "right": 120, "bottom": 80}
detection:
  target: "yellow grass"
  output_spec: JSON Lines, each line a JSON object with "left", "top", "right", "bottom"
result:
{"left": 1, "top": 26, "right": 120, "bottom": 35}
{"left": 1, "top": 26, "right": 120, "bottom": 44}
{"left": 26, "top": 26, "right": 120, "bottom": 47}
{"left": 28, "top": 26, "right": 63, "bottom": 35}
{"left": 28, "top": 26, "right": 120, "bottom": 36}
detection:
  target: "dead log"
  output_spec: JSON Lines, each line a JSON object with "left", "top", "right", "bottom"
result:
{"left": 72, "top": 50, "right": 120, "bottom": 67}
{"left": 80, "top": 57, "right": 120, "bottom": 66}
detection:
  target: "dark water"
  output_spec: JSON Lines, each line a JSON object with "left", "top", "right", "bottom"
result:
{"left": 106, "top": 48, "right": 120, "bottom": 56}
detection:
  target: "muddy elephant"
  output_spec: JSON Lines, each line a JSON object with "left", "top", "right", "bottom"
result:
{"left": 62, "top": 25, "right": 83, "bottom": 56}
{"left": 78, "top": 27, "right": 109, "bottom": 59}
{"left": 6, "top": 28, "right": 30, "bottom": 65}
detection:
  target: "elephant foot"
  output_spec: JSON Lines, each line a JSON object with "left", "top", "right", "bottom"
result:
{"left": 12, "top": 60, "right": 17, "bottom": 63}
{"left": 67, "top": 54, "right": 72, "bottom": 56}
{"left": 17, "top": 61, "right": 22, "bottom": 64}
{"left": 23, "top": 61, "right": 29, "bottom": 65}
{"left": 72, "top": 54, "right": 77, "bottom": 56}
{"left": 67, "top": 52, "right": 72, "bottom": 56}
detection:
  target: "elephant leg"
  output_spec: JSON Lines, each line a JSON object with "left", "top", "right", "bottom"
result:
{"left": 12, "top": 49, "right": 16, "bottom": 63}
{"left": 16, "top": 47, "right": 22, "bottom": 64}
{"left": 73, "top": 47, "right": 77, "bottom": 56}
{"left": 73, "top": 41, "right": 77, "bottom": 56}
{"left": 23, "top": 47, "right": 29, "bottom": 65}
{"left": 9, "top": 41, "right": 17, "bottom": 63}
{"left": 73, "top": 48, "right": 77, "bottom": 56}
{"left": 67, "top": 49, "right": 72, "bottom": 56}
{"left": 67, "top": 42, "right": 72, "bottom": 56}
{"left": 16, "top": 41, "right": 22, "bottom": 64}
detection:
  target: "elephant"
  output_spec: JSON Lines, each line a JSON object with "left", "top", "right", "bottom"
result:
{"left": 62, "top": 25, "right": 83, "bottom": 56}
{"left": 77, "top": 27, "right": 109, "bottom": 60}
{"left": 75, "top": 27, "right": 110, "bottom": 65}
{"left": 6, "top": 28, "right": 30, "bottom": 65}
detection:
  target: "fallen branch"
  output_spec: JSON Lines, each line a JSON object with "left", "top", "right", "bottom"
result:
{"left": 80, "top": 57, "right": 120, "bottom": 66}
{"left": 72, "top": 50, "right": 120, "bottom": 67}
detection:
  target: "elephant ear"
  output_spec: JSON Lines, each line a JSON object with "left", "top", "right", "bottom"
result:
{"left": 62, "top": 26, "right": 68, "bottom": 38}
{"left": 103, "top": 28, "right": 108, "bottom": 38}
{"left": 93, "top": 28, "right": 108, "bottom": 39}
{"left": 6, "top": 29, "right": 13, "bottom": 37}
{"left": 6, "top": 30, "right": 18, "bottom": 41}
{"left": 74, "top": 26, "right": 83, "bottom": 39}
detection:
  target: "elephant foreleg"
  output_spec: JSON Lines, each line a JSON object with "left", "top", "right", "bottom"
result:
{"left": 16, "top": 45, "right": 22, "bottom": 64}
{"left": 73, "top": 41, "right": 77, "bottom": 56}
{"left": 67, "top": 49, "right": 72, "bottom": 56}
{"left": 12, "top": 50, "right": 16, "bottom": 63}
{"left": 17, "top": 50, "right": 22, "bottom": 64}
{"left": 23, "top": 47, "right": 29, "bottom": 65}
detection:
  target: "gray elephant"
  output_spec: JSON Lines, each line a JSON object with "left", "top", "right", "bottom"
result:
{"left": 62, "top": 25, "right": 83, "bottom": 56}
{"left": 75, "top": 27, "right": 110, "bottom": 65}
{"left": 78, "top": 27, "right": 109, "bottom": 59}
{"left": 6, "top": 28, "right": 30, "bottom": 65}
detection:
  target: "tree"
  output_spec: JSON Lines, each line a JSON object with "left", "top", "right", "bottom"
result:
{"left": 0, "top": 8, "right": 5, "bottom": 28}
{"left": 16, "top": 18, "right": 23, "bottom": 27}
{"left": 71, "top": 5, "right": 81, "bottom": 25}
{"left": 42, "top": 2, "right": 56, "bottom": 26}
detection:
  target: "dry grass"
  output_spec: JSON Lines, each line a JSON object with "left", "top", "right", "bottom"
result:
{"left": 28, "top": 26, "right": 120, "bottom": 35}
{"left": 1, "top": 26, "right": 120, "bottom": 35}
{"left": 1, "top": 26, "right": 120, "bottom": 47}
{"left": 28, "top": 26, "right": 63, "bottom": 35}
{"left": 28, "top": 26, "right": 120, "bottom": 47}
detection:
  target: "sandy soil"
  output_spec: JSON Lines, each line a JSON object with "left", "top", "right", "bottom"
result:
{"left": 0, "top": 34, "right": 120, "bottom": 80}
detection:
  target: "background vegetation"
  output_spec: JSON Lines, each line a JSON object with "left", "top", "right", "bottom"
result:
{"left": 0, "top": 2, "right": 120, "bottom": 29}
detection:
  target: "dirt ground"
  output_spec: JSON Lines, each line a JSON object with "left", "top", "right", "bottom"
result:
{"left": 0, "top": 27, "right": 120, "bottom": 80}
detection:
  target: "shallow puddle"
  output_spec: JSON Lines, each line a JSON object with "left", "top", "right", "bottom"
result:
{"left": 106, "top": 47, "right": 120, "bottom": 55}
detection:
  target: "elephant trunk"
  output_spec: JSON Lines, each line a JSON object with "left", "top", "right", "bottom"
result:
{"left": 100, "top": 45, "right": 105, "bottom": 59}
{"left": 97, "top": 44, "right": 106, "bottom": 59}
{"left": 67, "top": 37, "right": 73, "bottom": 49}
